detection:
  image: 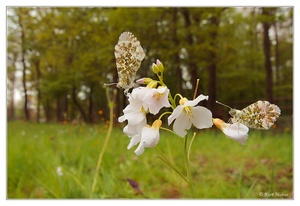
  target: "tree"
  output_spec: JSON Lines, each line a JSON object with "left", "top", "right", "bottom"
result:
{"left": 6, "top": 7, "right": 293, "bottom": 122}
{"left": 180, "top": 8, "right": 202, "bottom": 97}
{"left": 261, "top": 7, "right": 275, "bottom": 102}
{"left": 15, "top": 8, "right": 31, "bottom": 121}
{"left": 7, "top": 45, "right": 17, "bottom": 120}
{"left": 206, "top": 9, "right": 225, "bottom": 112}
{"left": 7, "top": 22, "right": 20, "bottom": 120}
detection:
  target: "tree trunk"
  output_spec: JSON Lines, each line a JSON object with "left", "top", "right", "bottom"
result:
{"left": 273, "top": 22, "right": 280, "bottom": 88}
{"left": 63, "top": 94, "right": 68, "bottom": 122}
{"left": 34, "top": 59, "right": 41, "bottom": 123}
{"left": 206, "top": 15, "right": 220, "bottom": 112}
{"left": 36, "top": 89, "right": 41, "bottom": 122}
{"left": 44, "top": 98, "right": 52, "bottom": 122}
{"left": 56, "top": 95, "right": 68, "bottom": 122}
{"left": 19, "top": 12, "right": 30, "bottom": 121}
{"left": 7, "top": 61, "right": 17, "bottom": 121}
{"left": 191, "top": 11, "right": 204, "bottom": 97}
{"left": 88, "top": 84, "right": 94, "bottom": 123}
{"left": 207, "top": 52, "right": 217, "bottom": 112}
{"left": 72, "top": 85, "right": 88, "bottom": 123}
{"left": 56, "top": 97, "right": 64, "bottom": 122}
{"left": 181, "top": 8, "right": 203, "bottom": 98}
{"left": 8, "top": 78, "right": 15, "bottom": 120}
{"left": 262, "top": 9, "right": 273, "bottom": 102}
{"left": 172, "top": 8, "right": 183, "bottom": 94}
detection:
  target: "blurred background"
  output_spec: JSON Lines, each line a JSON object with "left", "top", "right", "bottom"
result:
{"left": 7, "top": 7, "right": 293, "bottom": 127}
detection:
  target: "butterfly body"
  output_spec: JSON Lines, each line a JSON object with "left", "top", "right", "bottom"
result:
{"left": 229, "top": 100, "right": 281, "bottom": 130}
{"left": 114, "top": 32, "right": 145, "bottom": 93}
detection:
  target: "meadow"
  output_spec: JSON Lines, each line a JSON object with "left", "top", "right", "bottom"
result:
{"left": 7, "top": 121, "right": 293, "bottom": 199}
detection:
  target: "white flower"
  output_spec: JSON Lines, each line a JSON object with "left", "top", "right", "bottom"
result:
{"left": 134, "top": 120, "right": 162, "bottom": 156}
{"left": 124, "top": 118, "right": 147, "bottom": 150}
{"left": 118, "top": 89, "right": 148, "bottom": 150}
{"left": 143, "top": 86, "right": 170, "bottom": 115}
{"left": 168, "top": 95, "right": 213, "bottom": 137}
{"left": 121, "top": 86, "right": 170, "bottom": 117}
{"left": 118, "top": 86, "right": 169, "bottom": 155}
{"left": 118, "top": 91, "right": 147, "bottom": 125}
{"left": 128, "top": 87, "right": 147, "bottom": 104}
{"left": 213, "top": 118, "right": 249, "bottom": 145}
{"left": 118, "top": 104, "right": 146, "bottom": 125}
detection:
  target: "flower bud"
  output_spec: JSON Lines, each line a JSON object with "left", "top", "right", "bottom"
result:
{"left": 152, "top": 63, "right": 160, "bottom": 74}
{"left": 152, "top": 119, "right": 162, "bottom": 129}
{"left": 147, "top": 80, "right": 158, "bottom": 88}
{"left": 156, "top": 59, "right": 164, "bottom": 72}
{"left": 212, "top": 118, "right": 224, "bottom": 130}
{"left": 136, "top": 77, "right": 153, "bottom": 84}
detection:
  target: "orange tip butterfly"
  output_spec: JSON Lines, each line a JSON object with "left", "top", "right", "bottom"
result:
{"left": 216, "top": 100, "right": 281, "bottom": 130}
{"left": 114, "top": 31, "right": 145, "bottom": 94}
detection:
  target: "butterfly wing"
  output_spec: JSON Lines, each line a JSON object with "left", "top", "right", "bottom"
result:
{"left": 230, "top": 101, "right": 281, "bottom": 129}
{"left": 114, "top": 32, "right": 145, "bottom": 93}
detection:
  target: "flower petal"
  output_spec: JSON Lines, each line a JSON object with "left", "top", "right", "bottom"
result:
{"left": 190, "top": 106, "right": 213, "bottom": 129}
{"left": 185, "top": 94, "right": 208, "bottom": 107}
{"left": 119, "top": 110, "right": 146, "bottom": 125}
{"left": 143, "top": 87, "right": 170, "bottom": 115}
{"left": 222, "top": 123, "right": 249, "bottom": 145}
{"left": 134, "top": 142, "right": 145, "bottom": 156}
{"left": 173, "top": 113, "right": 192, "bottom": 137}
{"left": 134, "top": 126, "right": 160, "bottom": 156}
{"left": 123, "top": 118, "right": 146, "bottom": 137}
{"left": 140, "top": 127, "right": 160, "bottom": 147}
{"left": 168, "top": 105, "right": 184, "bottom": 125}
{"left": 127, "top": 134, "right": 141, "bottom": 149}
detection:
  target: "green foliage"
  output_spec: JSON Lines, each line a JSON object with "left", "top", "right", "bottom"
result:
{"left": 7, "top": 121, "right": 292, "bottom": 198}
{"left": 7, "top": 7, "right": 293, "bottom": 122}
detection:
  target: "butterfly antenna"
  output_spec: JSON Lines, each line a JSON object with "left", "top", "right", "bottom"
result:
{"left": 216, "top": 101, "right": 232, "bottom": 109}
{"left": 104, "top": 82, "right": 117, "bottom": 87}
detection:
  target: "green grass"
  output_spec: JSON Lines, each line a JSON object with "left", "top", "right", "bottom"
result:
{"left": 7, "top": 121, "right": 293, "bottom": 199}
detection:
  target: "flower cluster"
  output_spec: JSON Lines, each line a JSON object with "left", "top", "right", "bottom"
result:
{"left": 118, "top": 60, "right": 227, "bottom": 155}
{"left": 118, "top": 84, "right": 170, "bottom": 155}
{"left": 118, "top": 60, "right": 250, "bottom": 155}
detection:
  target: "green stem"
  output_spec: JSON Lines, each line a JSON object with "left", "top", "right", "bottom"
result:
{"left": 187, "top": 132, "right": 196, "bottom": 161}
{"left": 155, "top": 147, "right": 188, "bottom": 184}
{"left": 158, "top": 111, "right": 172, "bottom": 121}
{"left": 174, "top": 93, "right": 183, "bottom": 103}
{"left": 160, "top": 126, "right": 181, "bottom": 138}
{"left": 90, "top": 88, "right": 114, "bottom": 197}
{"left": 168, "top": 92, "right": 176, "bottom": 110}
{"left": 157, "top": 75, "right": 176, "bottom": 109}
{"left": 157, "top": 72, "right": 164, "bottom": 83}
{"left": 184, "top": 136, "right": 196, "bottom": 198}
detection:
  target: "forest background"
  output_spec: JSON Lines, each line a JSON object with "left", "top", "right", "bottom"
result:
{"left": 7, "top": 7, "right": 293, "bottom": 126}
